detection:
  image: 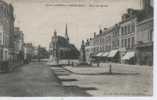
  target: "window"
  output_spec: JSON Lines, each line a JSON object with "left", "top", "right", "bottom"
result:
{"left": 0, "top": 49, "right": 3, "bottom": 61}
{"left": 150, "top": 30, "right": 153, "bottom": 41}
{"left": 131, "top": 37, "right": 135, "bottom": 48}
{"left": 0, "top": 7, "right": 3, "bottom": 16}
{"left": 112, "top": 41, "right": 114, "bottom": 49}
{"left": 125, "top": 39, "right": 127, "bottom": 48}
{"left": 132, "top": 23, "right": 135, "bottom": 33}
{"left": 148, "top": 30, "right": 153, "bottom": 41}
{"left": 128, "top": 25, "right": 130, "bottom": 34}
{"left": 121, "top": 27, "right": 124, "bottom": 35}
{"left": 128, "top": 38, "right": 130, "bottom": 48}
{"left": 125, "top": 26, "right": 127, "bottom": 35}
{"left": 4, "top": 51, "right": 7, "bottom": 61}
{"left": 126, "top": 26, "right": 128, "bottom": 34}
{"left": 0, "top": 32, "right": 2, "bottom": 45}
{"left": 117, "top": 40, "right": 119, "bottom": 48}
{"left": 3, "top": 33, "right": 5, "bottom": 45}
{"left": 122, "top": 40, "right": 124, "bottom": 48}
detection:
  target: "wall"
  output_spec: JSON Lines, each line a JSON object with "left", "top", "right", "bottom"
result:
{"left": 136, "top": 18, "right": 153, "bottom": 44}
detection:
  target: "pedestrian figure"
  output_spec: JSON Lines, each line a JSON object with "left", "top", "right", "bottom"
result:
{"left": 109, "top": 64, "right": 112, "bottom": 74}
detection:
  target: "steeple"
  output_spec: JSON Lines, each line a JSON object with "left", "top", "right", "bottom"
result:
{"left": 65, "top": 24, "right": 69, "bottom": 42}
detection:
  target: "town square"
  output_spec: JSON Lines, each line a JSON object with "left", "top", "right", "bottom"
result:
{"left": 0, "top": 0, "right": 153, "bottom": 97}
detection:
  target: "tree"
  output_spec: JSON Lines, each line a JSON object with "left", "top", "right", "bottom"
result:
{"left": 38, "top": 45, "right": 49, "bottom": 62}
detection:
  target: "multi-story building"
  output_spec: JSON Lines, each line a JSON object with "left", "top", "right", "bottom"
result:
{"left": 104, "top": 28, "right": 112, "bottom": 52}
{"left": 0, "top": 23, "right": 9, "bottom": 63}
{"left": 32, "top": 46, "right": 38, "bottom": 59}
{"left": 0, "top": 24, "right": 2, "bottom": 62}
{"left": 112, "top": 24, "right": 120, "bottom": 50}
{"left": 90, "top": 29, "right": 108, "bottom": 62}
{"left": 24, "top": 43, "right": 34, "bottom": 64}
{"left": 93, "top": 31, "right": 101, "bottom": 55}
{"left": 85, "top": 27, "right": 112, "bottom": 63}
{"left": 84, "top": 0, "right": 153, "bottom": 65}
{"left": 106, "top": 24, "right": 121, "bottom": 63}
{"left": 120, "top": 0, "right": 153, "bottom": 65}
{"left": 85, "top": 38, "right": 94, "bottom": 64}
{"left": 135, "top": 0, "right": 153, "bottom": 66}
{"left": 136, "top": 17, "right": 153, "bottom": 66}
{"left": 119, "top": 12, "right": 137, "bottom": 64}
{"left": 0, "top": 0, "right": 15, "bottom": 66}
{"left": 80, "top": 40, "right": 86, "bottom": 64}
{"left": 14, "top": 27, "right": 24, "bottom": 63}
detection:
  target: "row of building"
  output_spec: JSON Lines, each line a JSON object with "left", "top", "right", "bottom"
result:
{"left": 84, "top": 0, "right": 153, "bottom": 66}
{"left": 0, "top": 0, "right": 38, "bottom": 72}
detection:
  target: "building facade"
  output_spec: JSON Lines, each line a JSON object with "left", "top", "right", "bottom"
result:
{"left": 14, "top": 27, "right": 24, "bottom": 63}
{"left": 84, "top": 0, "right": 153, "bottom": 66}
{"left": 136, "top": 17, "right": 153, "bottom": 65}
{"left": 85, "top": 38, "right": 94, "bottom": 64}
{"left": 0, "top": 24, "right": 9, "bottom": 62}
{"left": 0, "top": 0, "right": 14, "bottom": 71}
{"left": 80, "top": 40, "right": 86, "bottom": 64}
{"left": 24, "top": 43, "right": 33, "bottom": 64}
{"left": 0, "top": 0, "right": 15, "bottom": 71}
{"left": 119, "top": 15, "right": 137, "bottom": 64}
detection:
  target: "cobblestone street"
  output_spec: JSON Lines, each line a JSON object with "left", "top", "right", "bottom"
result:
{"left": 0, "top": 62, "right": 89, "bottom": 97}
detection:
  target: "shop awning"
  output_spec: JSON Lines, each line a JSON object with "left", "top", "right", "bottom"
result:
{"left": 102, "top": 52, "right": 109, "bottom": 57}
{"left": 96, "top": 52, "right": 104, "bottom": 57}
{"left": 108, "top": 50, "right": 118, "bottom": 58}
{"left": 122, "top": 51, "right": 135, "bottom": 60}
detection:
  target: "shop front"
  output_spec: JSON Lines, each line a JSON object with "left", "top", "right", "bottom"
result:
{"left": 136, "top": 42, "right": 153, "bottom": 66}
{"left": 108, "top": 49, "right": 120, "bottom": 63}
{"left": 121, "top": 51, "right": 136, "bottom": 65}
{"left": 95, "top": 52, "right": 105, "bottom": 63}
{"left": 102, "top": 52, "right": 109, "bottom": 62}
{"left": 0, "top": 47, "right": 9, "bottom": 72}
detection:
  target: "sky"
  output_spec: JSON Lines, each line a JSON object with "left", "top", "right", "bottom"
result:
{"left": 5, "top": 0, "right": 143, "bottom": 49}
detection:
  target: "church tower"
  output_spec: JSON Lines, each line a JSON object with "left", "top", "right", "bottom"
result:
{"left": 65, "top": 24, "right": 69, "bottom": 42}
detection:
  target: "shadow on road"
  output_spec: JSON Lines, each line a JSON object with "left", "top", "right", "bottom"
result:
{"left": 80, "top": 87, "right": 97, "bottom": 91}
{"left": 60, "top": 78, "right": 77, "bottom": 82}
{"left": 101, "top": 72, "right": 140, "bottom": 76}
{"left": 73, "top": 72, "right": 140, "bottom": 76}
{"left": 63, "top": 86, "right": 92, "bottom": 96}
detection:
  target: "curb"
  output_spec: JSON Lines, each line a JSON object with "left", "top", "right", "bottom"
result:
{"left": 62, "top": 66, "right": 109, "bottom": 75}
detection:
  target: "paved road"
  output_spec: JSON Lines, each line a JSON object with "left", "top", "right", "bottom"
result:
{"left": 0, "top": 62, "right": 90, "bottom": 97}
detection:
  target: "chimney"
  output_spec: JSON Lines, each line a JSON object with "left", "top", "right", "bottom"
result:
{"left": 104, "top": 28, "right": 107, "bottom": 30}
{"left": 121, "top": 13, "right": 129, "bottom": 22}
{"left": 127, "top": 8, "right": 134, "bottom": 18}
{"left": 99, "top": 29, "right": 103, "bottom": 35}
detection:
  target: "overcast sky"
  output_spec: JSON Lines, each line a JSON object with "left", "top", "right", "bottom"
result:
{"left": 5, "top": 0, "right": 143, "bottom": 49}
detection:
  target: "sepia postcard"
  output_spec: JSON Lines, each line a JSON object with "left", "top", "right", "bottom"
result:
{"left": 0, "top": 0, "right": 155, "bottom": 99}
